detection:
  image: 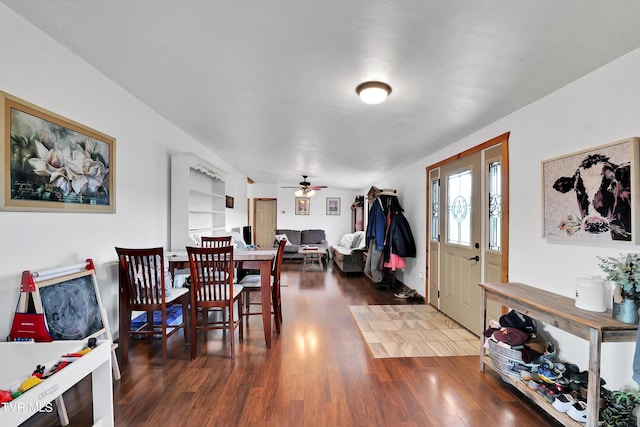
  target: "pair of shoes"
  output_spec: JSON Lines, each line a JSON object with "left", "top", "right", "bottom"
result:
{"left": 610, "top": 390, "right": 640, "bottom": 414}
{"left": 394, "top": 288, "right": 417, "bottom": 299}
{"left": 552, "top": 393, "right": 576, "bottom": 413}
{"left": 567, "top": 400, "right": 588, "bottom": 423}
{"left": 538, "top": 367, "right": 560, "bottom": 383}
{"left": 536, "top": 382, "right": 558, "bottom": 403}
{"left": 600, "top": 406, "right": 627, "bottom": 427}
{"left": 570, "top": 371, "right": 591, "bottom": 390}
{"left": 521, "top": 370, "right": 539, "bottom": 382}
{"left": 407, "top": 294, "right": 425, "bottom": 304}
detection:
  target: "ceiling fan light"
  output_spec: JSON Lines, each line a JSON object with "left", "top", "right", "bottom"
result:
{"left": 356, "top": 81, "right": 392, "bottom": 104}
{"left": 307, "top": 190, "right": 316, "bottom": 197}
{"left": 295, "top": 189, "right": 304, "bottom": 197}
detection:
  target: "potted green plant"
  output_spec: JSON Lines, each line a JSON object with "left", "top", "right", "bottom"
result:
{"left": 598, "top": 253, "right": 640, "bottom": 324}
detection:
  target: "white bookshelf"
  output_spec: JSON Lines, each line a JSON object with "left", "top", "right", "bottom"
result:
{"left": 170, "top": 153, "right": 227, "bottom": 251}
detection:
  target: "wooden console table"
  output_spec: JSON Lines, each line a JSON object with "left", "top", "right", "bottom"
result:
{"left": 479, "top": 282, "right": 638, "bottom": 427}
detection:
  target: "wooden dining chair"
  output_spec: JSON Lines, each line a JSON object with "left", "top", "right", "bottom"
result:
{"left": 201, "top": 235, "right": 232, "bottom": 248}
{"left": 239, "top": 239, "right": 286, "bottom": 333}
{"left": 186, "top": 245, "right": 243, "bottom": 359}
{"left": 115, "top": 247, "right": 190, "bottom": 367}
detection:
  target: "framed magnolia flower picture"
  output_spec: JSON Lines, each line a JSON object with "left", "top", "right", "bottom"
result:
{"left": 0, "top": 92, "right": 116, "bottom": 213}
{"left": 542, "top": 137, "right": 639, "bottom": 243}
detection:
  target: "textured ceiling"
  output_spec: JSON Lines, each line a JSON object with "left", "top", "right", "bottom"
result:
{"left": 4, "top": 1, "right": 640, "bottom": 190}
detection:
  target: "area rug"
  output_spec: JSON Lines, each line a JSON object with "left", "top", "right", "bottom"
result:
{"left": 348, "top": 305, "right": 479, "bottom": 358}
{"left": 131, "top": 305, "right": 183, "bottom": 329}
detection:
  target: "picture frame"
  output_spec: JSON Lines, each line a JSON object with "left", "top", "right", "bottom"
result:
{"left": 326, "top": 197, "right": 340, "bottom": 215}
{"left": 542, "top": 136, "right": 640, "bottom": 243}
{"left": 225, "top": 195, "right": 234, "bottom": 209}
{"left": 1, "top": 91, "right": 116, "bottom": 213}
{"left": 295, "top": 197, "right": 310, "bottom": 215}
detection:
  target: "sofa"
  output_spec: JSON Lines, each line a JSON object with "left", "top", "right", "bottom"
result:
{"left": 330, "top": 231, "right": 367, "bottom": 274}
{"left": 274, "top": 229, "right": 329, "bottom": 260}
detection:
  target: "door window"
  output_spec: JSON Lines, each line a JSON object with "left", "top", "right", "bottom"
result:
{"left": 431, "top": 178, "right": 439, "bottom": 242}
{"left": 488, "top": 160, "right": 501, "bottom": 251}
{"left": 446, "top": 169, "right": 472, "bottom": 246}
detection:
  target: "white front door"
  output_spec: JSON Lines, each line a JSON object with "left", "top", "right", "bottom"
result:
{"left": 428, "top": 139, "right": 506, "bottom": 335}
{"left": 439, "top": 151, "right": 483, "bottom": 333}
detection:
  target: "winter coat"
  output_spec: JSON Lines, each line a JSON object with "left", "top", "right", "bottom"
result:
{"left": 366, "top": 198, "right": 386, "bottom": 250}
{"left": 385, "top": 198, "right": 416, "bottom": 259}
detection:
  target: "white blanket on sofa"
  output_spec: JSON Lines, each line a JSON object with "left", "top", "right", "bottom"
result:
{"left": 332, "top": 231, "right": 366, "bottom": 254}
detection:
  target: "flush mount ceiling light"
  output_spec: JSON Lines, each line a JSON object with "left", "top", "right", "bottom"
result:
{"left": 355, "top": 81, "right": 392, "bottom": 104}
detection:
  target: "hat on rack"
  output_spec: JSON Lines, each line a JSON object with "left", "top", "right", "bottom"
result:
{"left": 377, "top": 188, "right": 397, "bottom": 197}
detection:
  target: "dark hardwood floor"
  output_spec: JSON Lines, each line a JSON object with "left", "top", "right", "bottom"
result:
{"left": 21, "top": 261, "right": 560, "bottom": 427}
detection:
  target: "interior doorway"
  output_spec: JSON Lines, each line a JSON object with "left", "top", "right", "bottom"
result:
{"left": 254, "top": 198, "right": 277, "bottom": 249}
{"left": 426, "top": 133, "right": 510, "bottom": 335}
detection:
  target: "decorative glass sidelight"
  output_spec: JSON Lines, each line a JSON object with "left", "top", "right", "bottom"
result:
{"left": 488, "top": 161, "right": 501, "bottom": 251}
{"left": 447, "top": 169, "right": 471, "bottom": 246}
{"left": 431, "top": 178, "right": 439, "bottom": 241}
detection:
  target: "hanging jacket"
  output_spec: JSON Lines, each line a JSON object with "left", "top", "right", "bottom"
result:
{"left": 366, "top": 198, "right": 386, "bottom": 250}
{"left": 386, "top": 197, "right": 416, "bottom": 259}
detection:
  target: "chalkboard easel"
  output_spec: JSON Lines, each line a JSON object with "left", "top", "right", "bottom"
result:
{"left": 9, "top": 259, "right": 120, "bottom": 381}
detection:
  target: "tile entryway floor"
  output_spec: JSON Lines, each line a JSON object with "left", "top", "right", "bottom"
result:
{"left": 348, "top": 304, "right": 479, "bottom": 358}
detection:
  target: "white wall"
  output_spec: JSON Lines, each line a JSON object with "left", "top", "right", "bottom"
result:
{"left": 0, "top": 6, "right": 248, "bottom": 341}
{"left": 381, "top": 47, "right": 640, "bottom": 390}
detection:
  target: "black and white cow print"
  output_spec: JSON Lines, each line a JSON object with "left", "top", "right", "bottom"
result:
{"left": 553, "top": 154, "right": 631, "bottom": 240}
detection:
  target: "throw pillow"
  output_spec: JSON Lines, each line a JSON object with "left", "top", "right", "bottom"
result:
{"left": 339, "top": 233, "right": 355, "bottom": 248}
{"left": 274, "top": 234, "right": 291, "bottom": 246}
{"left": 351, "top": 231, "right": 365, "bottom": 249}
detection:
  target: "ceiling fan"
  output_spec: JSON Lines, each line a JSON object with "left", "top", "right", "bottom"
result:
{"left": 282, "top": 175, "right": 327, "bottom": 197}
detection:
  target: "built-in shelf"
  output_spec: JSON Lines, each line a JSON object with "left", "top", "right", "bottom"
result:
{"left": 190, "top": 189, "right": 224, "bottom": 198}
{"left": 189, "top": 210, "right": 226, "bottom": 214}
{"left": 188, "top": 226, "right": 226, "bottom": 233}
{"left": 171, "top": 153, "right": 227, "bottom": 251}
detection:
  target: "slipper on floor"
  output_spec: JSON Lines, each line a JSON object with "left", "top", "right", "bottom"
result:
{"left": 394, "top": 289, "right": 416, "bottom": 298}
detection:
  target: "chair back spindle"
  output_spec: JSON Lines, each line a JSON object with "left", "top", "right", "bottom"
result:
{"left": 201, "top": 236, "right": 233, "bottom": 248}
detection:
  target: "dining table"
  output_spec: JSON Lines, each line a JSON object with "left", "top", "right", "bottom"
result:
{"left": 167, "top": 248, "right": 277, "bottom": 349}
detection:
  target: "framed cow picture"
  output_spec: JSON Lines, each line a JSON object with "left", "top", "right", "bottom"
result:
{"left": 542, "top": 136, "right": 640, "bottom": 243}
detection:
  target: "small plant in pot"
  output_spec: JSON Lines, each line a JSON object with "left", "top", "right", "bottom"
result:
{"left": 598, "top": 253, "right": 640, "bottom": 323}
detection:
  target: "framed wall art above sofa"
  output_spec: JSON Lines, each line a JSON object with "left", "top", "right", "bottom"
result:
{"left": 295, "top": 197, "right": 310, "bottom": 215}
{"left": 326, "top": 197, "right": 340, "bottom": 215}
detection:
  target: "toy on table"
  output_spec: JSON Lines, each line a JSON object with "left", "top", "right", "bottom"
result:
{"left": 1, "top": 337, "right": 97, "bottom": 406}
{"left": 0, "top": 390, "right": 12, "bottom": 404}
